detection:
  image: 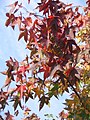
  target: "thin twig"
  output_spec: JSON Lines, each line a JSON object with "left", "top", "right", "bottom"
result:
{"left": 67, "top": 78, "right": 81, "bottom": 100}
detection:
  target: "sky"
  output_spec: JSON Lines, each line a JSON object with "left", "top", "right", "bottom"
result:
{"left": 0, "top": 0, "right": 86, "bottom": 119}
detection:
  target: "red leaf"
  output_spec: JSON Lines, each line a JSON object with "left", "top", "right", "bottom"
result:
{"left": 59, "top": 111, "right": 68, "bottom": 119}
{"left": 78, "top": 20, "right": 83, "bottom": 27}
{"left": 24, "top": 30, "right": 28, "bottom": 42}
{"left": 20, "top": 85, "right": 24, "bottom": 99}
{"left": 18, "top": 32, "right": 25, "bottom": 40}
{"left": 2, "top": 76, "right": 11, "bottom": 88}
{"left": 8, "top": 1, "right": 18, "bottom": 14}
{"left": 23, "top": 17, "right": 32, "bottom": 26}
{"left": 6, "top": 13, "right": 9, "bottom": 17}
{"left": 39, "top": 1, "right": 49, "bottom": 12}
{"left": 50, "top": 65, "right": 63, "bottom": 78}
{"left": 14, "top": 85, "right": 26, "bottom": 99}
{"left": 65, "top": 67, "right": 74, "bottom": 77}
{"left": 75, "top": 7, "right": 79, "bottom": 12}
{"left": 8, "top": 1, "right": 18, "bottom": 7}
{"left": 12, "top": 17, "right": 21, "bottom": 28}
{"left": 26, "top": 17, "right": 32, "bottom": 26}
{"left": 40, "top": 64, "right": 51, "bottom": 80}
{"left": 28, "top": 0, "right": 30, "bottom": 4}
{"left": 16, "top": 65, "right": 29, "bottom": 77}
{"left": 5, "top": 19, "right": 10, "bottom": 27}
{"left": 5, "top": 111, "right": 14, "bottom": 120}
{"left": 18, "top": 29, "right": 28, "bottom": 42}
{"left": 66, "top": 3, "right": 72, "bottom": 7}
{"left": 1, "top": 71, "right": 7, "bottom": 75}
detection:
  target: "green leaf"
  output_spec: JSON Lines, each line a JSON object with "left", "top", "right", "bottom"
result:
{"left": 51, "top": 83, "right": 59, "bottom": 91}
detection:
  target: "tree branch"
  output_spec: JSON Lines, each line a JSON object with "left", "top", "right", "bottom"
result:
{"left": 67, "top": 78, "right": 81, "bottom": 100}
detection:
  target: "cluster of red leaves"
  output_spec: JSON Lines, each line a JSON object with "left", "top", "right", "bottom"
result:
{"left": 59, "top": 110, "right": 68, "bottom": 119}
{"left": 1, "top": 0, "right": 89, "bottom": 118}
{"left": 22, "top": 113, "right": 40, "bottom": 120}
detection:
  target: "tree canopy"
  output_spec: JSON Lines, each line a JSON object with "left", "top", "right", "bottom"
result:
{"left": 0, "top": 0, "right": 90, "bottom": 119}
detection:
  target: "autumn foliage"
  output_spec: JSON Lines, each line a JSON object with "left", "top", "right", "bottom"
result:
{"left": 0, "top": 0, "right": 90, "bottom": 119}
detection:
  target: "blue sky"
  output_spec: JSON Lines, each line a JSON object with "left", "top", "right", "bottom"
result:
{"left": 0, "top": 0, "right": 86, "bottom": 119}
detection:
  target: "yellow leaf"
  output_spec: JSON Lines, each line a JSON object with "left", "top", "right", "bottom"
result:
{"left": 85, "top": 64, "right": 90, "bottom": 71}
{"left": 33, "top": 87, "right": 44, "bottom": 98}
{"left": 47, "top": 102, "right": 50, "bottom": 107}
{"left": 76, "top": 36, "right": 81, "bottom": 43}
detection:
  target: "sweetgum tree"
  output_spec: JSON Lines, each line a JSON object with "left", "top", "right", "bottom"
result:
{"left": 0, "top": 0, "right": 90, "bottom": 119}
